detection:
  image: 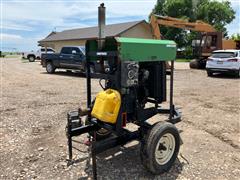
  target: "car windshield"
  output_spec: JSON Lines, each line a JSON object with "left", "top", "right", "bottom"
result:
{"left": 212, "top": 52, "right": 237, "bottom": 58}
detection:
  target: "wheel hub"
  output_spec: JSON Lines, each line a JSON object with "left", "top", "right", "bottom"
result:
{"left": 47, "top": 64, "right": 52, "bottom": 72}
{"left": 155, "top": 133, "right": 176, "bottom": 165}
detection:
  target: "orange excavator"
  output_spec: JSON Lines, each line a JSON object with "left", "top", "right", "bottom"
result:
{"left": 150, "top": 14, "right": 239, "bottom": 68}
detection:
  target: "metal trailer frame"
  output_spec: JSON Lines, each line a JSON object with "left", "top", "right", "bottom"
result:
{"left": 66, "top": 50, "right": 181, "bottom": 179}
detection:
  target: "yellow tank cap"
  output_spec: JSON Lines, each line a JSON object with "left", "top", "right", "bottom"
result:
{"left": 91, "top": 89, "right": 121, "bottom": 124}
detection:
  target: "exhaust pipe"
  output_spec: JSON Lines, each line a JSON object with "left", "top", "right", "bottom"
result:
{"left": 98, "top": 3, "right": 105, "bottom": 50}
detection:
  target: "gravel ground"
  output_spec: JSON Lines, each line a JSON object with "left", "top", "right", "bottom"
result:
{"left": 0, "top": 57, "right": 239, "bottom": 180}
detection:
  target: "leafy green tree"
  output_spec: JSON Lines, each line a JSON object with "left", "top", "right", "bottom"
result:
{"left": 196, "top": 1, "right": 235, "bottom": 36}
{"left": 231, "top": 33, "right": 240, "bottom": 41}
{"left": 151, "top": 0, "right": 235, "bottom": 47}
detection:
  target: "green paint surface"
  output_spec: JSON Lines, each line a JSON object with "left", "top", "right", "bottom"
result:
{"left": 86, "top": 37, "right": 177, "bottom": 62}
{"left": 116, "top": 37, "right": 177, "bottom": 62}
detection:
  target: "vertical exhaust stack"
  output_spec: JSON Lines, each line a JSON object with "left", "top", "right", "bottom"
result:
{"left": 98, "top": 3, "right": 105, "bottom": 50}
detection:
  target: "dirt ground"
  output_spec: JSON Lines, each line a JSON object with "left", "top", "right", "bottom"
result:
{"left": 0, "top": 57, "right": 239, "bottom": 180}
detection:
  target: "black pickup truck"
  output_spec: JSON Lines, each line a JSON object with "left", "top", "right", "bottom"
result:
{"left": 41, "top": 46, "right": 96, "bottom": 73}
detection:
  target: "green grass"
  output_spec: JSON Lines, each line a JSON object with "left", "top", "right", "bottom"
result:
{"left": 0, "top": 52, "right": 21, "bottom": 58}
{"left": 176, "top": 58, "right": 191, "bottom": 62}
{"left": 4, "top": 55, "right": 21, "bottom": 58}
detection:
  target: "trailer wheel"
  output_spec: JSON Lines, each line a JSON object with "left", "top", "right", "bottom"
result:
{"left": 140, "top": 121, "right": 180, "bottom": 174}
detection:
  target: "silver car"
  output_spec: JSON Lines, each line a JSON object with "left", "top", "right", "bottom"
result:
{"left": 206, "top": 50, "right": 240, "bottom": 77}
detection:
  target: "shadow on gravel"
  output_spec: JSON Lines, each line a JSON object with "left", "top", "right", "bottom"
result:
{"left": 41, "top": 71, "right": 86, "bottom": 78}
{"left": 79, "top": 143, "right": 184, "bottom": 179}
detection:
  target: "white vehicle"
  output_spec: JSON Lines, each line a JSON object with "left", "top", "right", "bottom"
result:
{"left": 206, "top": 49, "right": 240, "bottom": 78}
{"left": 22, "top": 47, "right": 55, "bottom": 62}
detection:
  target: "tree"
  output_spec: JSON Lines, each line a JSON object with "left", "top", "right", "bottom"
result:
{"left": 151, "top": 0, "right": 235, "bottom": 47}
{"left": 231, "top": 33, "right": 240, "bottom": 41}
{"left": 196, "top": 1, "right": 235, "bottom": 36}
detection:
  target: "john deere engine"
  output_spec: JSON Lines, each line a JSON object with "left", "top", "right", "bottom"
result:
{"left": 86, "top": 37, "right": 176, "bottom": 123}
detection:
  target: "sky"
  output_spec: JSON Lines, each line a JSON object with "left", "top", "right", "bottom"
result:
{"left": 0, "top": 0, "right": 239, "bottom": 52}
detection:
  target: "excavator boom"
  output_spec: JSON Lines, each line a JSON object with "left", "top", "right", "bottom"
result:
{"left": 150, "top": 14, "right": 216, "bottom": 39}
{"left": 150, "top": 14, "right": 238, "bottom": 69}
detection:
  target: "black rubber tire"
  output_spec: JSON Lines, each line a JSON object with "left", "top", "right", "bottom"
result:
{"left": 199, "top": 60, "right": 206, "bottom": 69}
{"left": 85, "top": 117, "right": 111, "bottom": 141}
{"left": 46, "top": 62, "right": 56, "bottom": 74}
{"left": 207, "top": 70, "right": 213, "bottom": 77}
{"left": 140, "top": 121, "right": 180, "bottom": 174}
{"left": 189, "top": 59, "right": 199, "bottom": 69}
{"left": 235, "top": 70, "right": 240, "bottom": 78}
{"left": 28, "top": 55, "right": 35, "bottom": 62}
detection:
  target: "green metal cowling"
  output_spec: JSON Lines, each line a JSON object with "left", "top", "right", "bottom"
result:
{"left": 86, "top": 37, "right": 177, "bottom": 62}
{"left": 116, "top": 37, "right": 177, "bottom": 62}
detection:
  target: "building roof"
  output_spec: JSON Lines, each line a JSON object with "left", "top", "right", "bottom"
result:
{"left": 39, "top": 20, "right": 146, "bottom": 43}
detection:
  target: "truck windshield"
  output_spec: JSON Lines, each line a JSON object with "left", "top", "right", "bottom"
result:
{"left": 212, "top": 52, "right": 237, "bottom": 58}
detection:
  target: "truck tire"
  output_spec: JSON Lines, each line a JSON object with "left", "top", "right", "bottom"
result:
{"left": 207, "top": 70, "right": 213, "bottom": 77}
{"left": 235, "top": 70, "right": 240, "bottom": 78}
{"left": 140, "top": 121, "right": 180, "bottom": 174}
{"left": 28, "top": 55, "right": 35, "bottom": 62}
{"left": 46, "top": 62, "right": 55, "bottom": 74}
{"left": 189, "top": 59, "right": 200, "bottom": 69}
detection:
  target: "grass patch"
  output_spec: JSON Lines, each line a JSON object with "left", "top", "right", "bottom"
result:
{"left": 1, "top": 55, "right": 21, "bottom": 58}
{"left": 176, "top": 58, "right": 191, "bottom": 62}
{"left": 5, "top": 55, "right": 20, "bottom": 58}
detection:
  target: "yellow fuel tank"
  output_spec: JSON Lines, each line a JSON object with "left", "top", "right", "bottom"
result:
{"left": 91, "top": 89, "right": 121, "bottom": 124}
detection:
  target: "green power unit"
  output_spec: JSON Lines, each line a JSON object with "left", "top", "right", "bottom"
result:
{"left": 86, "top": 36, "right": 177, "bottom": 110}
{"left": 87, "top": 37, "right": 177, "bottom": 62}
